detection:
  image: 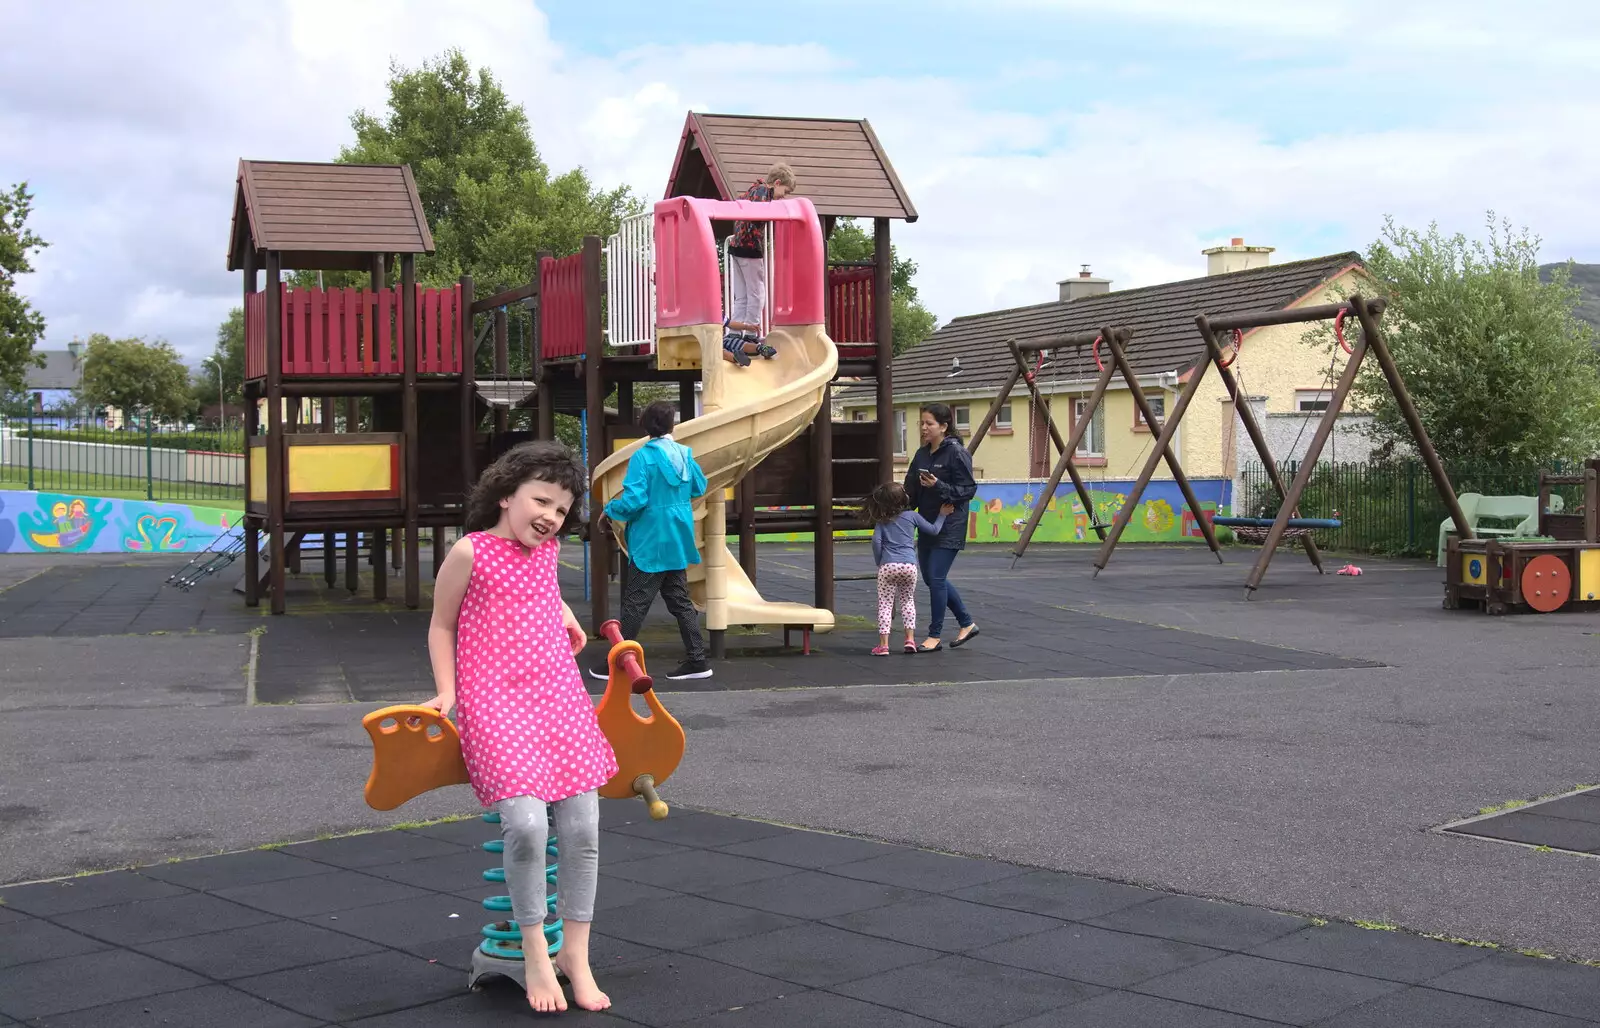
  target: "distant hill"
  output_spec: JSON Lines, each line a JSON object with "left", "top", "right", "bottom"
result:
{"left": 1539, "top": 262, "right": 1600, "bottom": 331}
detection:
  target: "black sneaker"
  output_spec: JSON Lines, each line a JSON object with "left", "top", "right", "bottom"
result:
{"left": 665, "top": 659, "right": 713, "bottom": 680}
{"left": 587, "top": 663, "right": 609, "bottom": 681}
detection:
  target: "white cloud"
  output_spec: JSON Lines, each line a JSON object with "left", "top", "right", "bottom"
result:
{"left": 2, "top": 0, "right": 1598, "bottom": 368}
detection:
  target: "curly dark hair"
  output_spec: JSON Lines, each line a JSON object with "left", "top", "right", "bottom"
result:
{"left": 858, "top": 482, "right": 910, "bottom": 525}
{"left": 464, "top": 440, "right": 588, "bottom": 533}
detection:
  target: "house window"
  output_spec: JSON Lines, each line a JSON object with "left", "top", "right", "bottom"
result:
{"left": 995, "top": 403, "right": 1012, "bottom": 431}
{"left": 894, "top": 408, "right": 907, "bottom": 454}
{"left": 1135, "top": 391, "right": 1166, "bottom": 429}
{"left": 1295, "top": 390, "right": 1332, "bottom": 412}
{"left": 953, "top": 405, "right": 970, "bottom": 434}
{"left": 852, "top": 410, "right": 867, "bottom": 422}
{"left": 1073, "top": 398, "right": 1105, "bottom": 457}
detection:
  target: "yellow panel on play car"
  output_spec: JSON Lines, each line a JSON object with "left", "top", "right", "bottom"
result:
{"left": 1578, "top": 549, "right": 1600, "bottom": 600}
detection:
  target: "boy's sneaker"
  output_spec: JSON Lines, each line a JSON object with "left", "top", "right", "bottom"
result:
{"left": 665, "top": 659, "right": 713, "bottom": 680}
{"left": 588, "top": 663, "right": 609, "bottom": 681}
{"left": 755, "top": 341, "right": 777, "bottom": 359}
{"left": 722, "top": 334, "right": 751, "bottom": 366}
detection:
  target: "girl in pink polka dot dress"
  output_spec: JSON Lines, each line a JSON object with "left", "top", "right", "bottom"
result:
{"left": 421, "top": 441, "right": 618, "bottom": 1015}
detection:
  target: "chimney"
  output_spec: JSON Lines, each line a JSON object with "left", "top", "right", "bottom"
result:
{"left": 1202, "top": 237, "right": 1274, "bottom": 276}
{"left": 1058, "top": 264, "right": 1112, "bottom": 301}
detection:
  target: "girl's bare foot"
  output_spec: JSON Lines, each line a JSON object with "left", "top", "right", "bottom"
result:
{"left": 554, "top": 952, "right": 611, "bottom": 1011}
{"left": 525, "top": 954, "right": 567, "bottom": 1013}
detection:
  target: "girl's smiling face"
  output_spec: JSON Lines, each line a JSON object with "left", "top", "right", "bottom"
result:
{"left": 499, "top": 478, "right": 574, "bottom": 548}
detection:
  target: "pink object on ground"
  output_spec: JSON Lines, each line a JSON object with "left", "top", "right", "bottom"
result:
{"left": 1336, "top": 564, "right": 1363, "bottom": 576}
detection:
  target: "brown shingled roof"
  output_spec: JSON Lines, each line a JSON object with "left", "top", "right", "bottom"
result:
{"left": 880, "top": 253, "right": 1366, "bottom": 400}
{"left": 665, "top": 113, "right": 916, "bottom": 222}
{"left": 227, "top": 160, "right": 435, "bottom": 272}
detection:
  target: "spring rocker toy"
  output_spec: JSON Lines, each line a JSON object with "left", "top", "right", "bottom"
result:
{"left": 359, "top": 619, "right": 685, "bottom": 991}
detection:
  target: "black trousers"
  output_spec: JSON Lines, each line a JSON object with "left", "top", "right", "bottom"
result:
{"left": 618, "top": 558, "right": 707, "bottom": 663}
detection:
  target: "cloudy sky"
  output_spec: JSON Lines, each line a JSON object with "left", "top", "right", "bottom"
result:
{"left": 3, "top": 0, "right": 1599, "bottom": 366}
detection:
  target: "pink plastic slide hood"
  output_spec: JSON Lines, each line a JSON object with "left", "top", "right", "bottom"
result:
{"left": 653, "top": 195, "right": 826, "bottom": 329}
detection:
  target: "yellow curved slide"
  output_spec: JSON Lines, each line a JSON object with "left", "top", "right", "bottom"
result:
{"left": 592, "top": 322, "right": 838, "bottom": 635}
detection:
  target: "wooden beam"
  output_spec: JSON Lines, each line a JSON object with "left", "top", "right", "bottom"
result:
{"left": 265, "top": 251, "right": 287, "bottom": 615}
{"left": 873, "top": 217, "right": 894, "bottom": 485}
{"left": 812, "top": 382, "right": 834, "bottom": 612}
{"left": 493, "top": 307, "right": 509, "bottom": 435}
{"left": 242, "top": 249, "right": 260, "bottom": 609}
{"left": 401, "top": 253, "right": 420, "bottom": 608}
{"left": 459, "top": 274, "right": 476, "bottom": 510}
{"left": 582, "top": 236, "right": 609, "bottom": 633}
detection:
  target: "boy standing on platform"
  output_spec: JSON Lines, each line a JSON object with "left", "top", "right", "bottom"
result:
{"left": 722, "top": 162, "right": 796, "bottom": 365}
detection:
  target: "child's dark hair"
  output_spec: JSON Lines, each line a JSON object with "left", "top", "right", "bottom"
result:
{"left": 465, "top": 440, "right": 588, "bottom": 533}
{"left": 638, "top": 400, "right": 678, "bottom": 438}
{"left": 858, "top": 482, "right": 909, "bottom": 525}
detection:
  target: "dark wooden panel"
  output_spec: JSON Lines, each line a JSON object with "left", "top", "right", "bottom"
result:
{"left": 416, "top": 391, "right": 466, "bottom": 507}
{"left": 751, "top": 432, "right": 814, "bottom": 507}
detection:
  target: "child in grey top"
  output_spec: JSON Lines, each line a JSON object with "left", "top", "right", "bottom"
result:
{"left": 861, "top": 483, "right": 953, "bottom": 655}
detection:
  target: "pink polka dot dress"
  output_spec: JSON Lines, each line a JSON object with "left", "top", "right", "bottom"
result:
{"left": 454, "top": 531, "right": 618, "bottom": 807}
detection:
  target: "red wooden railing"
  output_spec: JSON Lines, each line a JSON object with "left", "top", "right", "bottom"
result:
{"left": 245, "top": 284, "right": 462, "bottom": 377}
{"left": 539, "top": 253, "right": 586, "bottom": 360}
{"left": 827, "top": 266, "right": 876, "bottom": 360}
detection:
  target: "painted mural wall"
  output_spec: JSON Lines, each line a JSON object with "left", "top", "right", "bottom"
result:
{"left": 753, "top": 476, "right": 1233, "bottom": 545}
{"left": 0, "top": 491, "right": 236, "bottom": 554}
{"left": 962, "top": 476, "right": 1231, "bottom": 544}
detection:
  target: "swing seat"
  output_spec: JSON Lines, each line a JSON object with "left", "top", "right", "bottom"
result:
{"left": 1213, "top": 516, "right": 1342, "bottom": 530}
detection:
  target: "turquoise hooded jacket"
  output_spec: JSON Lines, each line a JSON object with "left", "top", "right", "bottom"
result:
{"left": 603, "top": 436, "right": 708, "bottom": 573}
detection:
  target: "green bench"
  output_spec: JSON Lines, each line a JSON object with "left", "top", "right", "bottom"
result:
{"left": 1435, "top": 493, "right": 1561, "bottom": 566}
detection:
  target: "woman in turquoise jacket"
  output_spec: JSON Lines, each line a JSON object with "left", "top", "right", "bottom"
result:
{"left": 593, "top": 400, "right": 713, "bottom": 681}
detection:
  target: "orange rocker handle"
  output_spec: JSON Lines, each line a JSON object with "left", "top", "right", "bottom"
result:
{"left": 361, "top": 621, "right": 686, "bottom": 819}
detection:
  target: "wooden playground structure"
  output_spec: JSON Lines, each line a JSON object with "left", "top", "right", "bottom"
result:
{"left": 972, "top": 294, "right": 1479, "bottom": 596}
{"left": 230, "top": 115, "right": 913, "bottom": 637}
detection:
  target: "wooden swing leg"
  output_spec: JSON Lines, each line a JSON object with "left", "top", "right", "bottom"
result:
{"left": 1244, "top": 331, "right": 1367, "bottom": 594}
{"left": 1198, "top": 317, "right": 1323, "bottom": 574}
{"left": 1012, "top": 348, "right": 1119, "bottom": 564}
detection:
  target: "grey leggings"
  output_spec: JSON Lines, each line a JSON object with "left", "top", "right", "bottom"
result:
{"left": 497, "top": 790, "right": 600, "bottom": 929}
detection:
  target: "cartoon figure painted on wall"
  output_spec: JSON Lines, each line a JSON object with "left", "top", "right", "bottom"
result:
{"left": 21, "top": 496, "right": 110, "bottom": 551}
{"left": 1143, "top": 498, "right": 1176, "bottom": 534}
{"left": 985, "top": 497, "right": 1004, "bottom": 539}
{"left": 0, "top": 494, "right": 13, "bottom": 551}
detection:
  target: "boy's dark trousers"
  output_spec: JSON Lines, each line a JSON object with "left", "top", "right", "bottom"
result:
{"left": 618, "top": 556, "right": 707, "bottom": 664}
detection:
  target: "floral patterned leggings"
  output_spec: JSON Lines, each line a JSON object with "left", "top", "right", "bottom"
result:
{"left": 876, "top": 562, "right": 919, "bottom": 635}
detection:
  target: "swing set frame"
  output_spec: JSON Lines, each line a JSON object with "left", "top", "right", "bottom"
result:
{"left": 969, "top": 295, "right": 1473, "bottom": 596}
{"left": 967, "top": 326, "right": 1225, "bottom": 564}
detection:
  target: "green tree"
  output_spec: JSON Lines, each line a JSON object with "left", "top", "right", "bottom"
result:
{"left": 78, "top": 334, "right": 192, "bottom": 421}
{"left": 825, "top": 219, "right": 938, "bottom": 355}
{"left": 1, "top": 182, "right": 48, "bottom": 395}
{"left": 200, "top": 307, "right": 245, "bottom": 407}
{"left": 325, "top": 49, "right": 643, "bottom": 292}
{"left": 1342, "top": 213, "right": 1600, "bottom": 467}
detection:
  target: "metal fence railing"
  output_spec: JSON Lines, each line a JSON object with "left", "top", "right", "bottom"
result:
{"left": 1237, "top": 458, "right": 1587, "bottom": 559}
{"left": 0, "top": 405, "right": 245, "bottom": 506}
{"left": 604, "top": 210, "right": 655, "bottom": 351}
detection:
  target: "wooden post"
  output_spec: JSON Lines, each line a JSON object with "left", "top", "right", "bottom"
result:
{"left": 320, "top": 397, "right": 336, "bottom": 588}
{"left": 1197, "top": 315, "right": 1323, "bottom": 571}
{"left": 460, "top": 274, "right": 476, "bottom": 509}
{"left": 242, "top": 247, "right": 260, "bottom": 608}
{"left": 968, "top": 361, "right": 1023, "bottom": 457}
{"left": 1349, "top": 295, "right": 1473, "bottom": 545}
{"left": 873, "top": 217, "right": 895, "bottom": 484}
{"left": 1093, "top": 329, "right": 1223, "bottom": 572}
{"left": 493, "top": 307, "right": 509, "bottom": 436}
{"left": 432, "top": 527, "right": 445, "bottom": 577}
{"left": 372, "top": 528, "right": 387, "bottom": 601}
{"left": 679, "top": 379, "right": 696, "bottom": 418}
{"left": 1091, "top": 331, "right": 1224, "bottom": 567}
{"left": 582, "top": 236, "right": 609, "bottom": 632}
{"left": 264, "top": 252, "right": 287, "bottom": 614}
{"left": 345, "top": 528, "right": 357, "bottom": 594}
{"left": 401, "top": 254, "right": 420, "bottom": 608}
{"left": 534, "top": 254, "right": 555, "bottom": 441}
{"left": 738, "top": 473, "right": 758, "bottom": 584}
{"left": 617, "top": 381, "right": 634, "bottom": 425}
{"left": 812, "top": 382, "right": 835, "bottom": 612}
{"left": 1011, "top": 346, "right": 1119, "bottom": 560}
{"left": 1243, "top": 326, "right": 1369, "bottom": 593}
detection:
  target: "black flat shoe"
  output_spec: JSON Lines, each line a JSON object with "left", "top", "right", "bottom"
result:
{"left": 951, "top": 626, "right": 981, "bottom": 648}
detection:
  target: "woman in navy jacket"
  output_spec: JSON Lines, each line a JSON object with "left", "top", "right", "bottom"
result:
{"left": 903, "top": 403, "right": 979, "bottom": 651}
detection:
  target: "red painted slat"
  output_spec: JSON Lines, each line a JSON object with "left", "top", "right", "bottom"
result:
{"left": 422, "top": 286, "right": 438, "bottom": 372}
{"left": 285, "top": 288, "right": 302, "bottom": 374}
{"left": 326, "top": 287, "right": 343, "bottom": 374}
{"left": 307, "top": 288, "right": 323, "bottom": 374}
{"left": 441, "top": 285, "right": 458, "bottom": 372}
{"left": 343, "top": 287, "right": 359, "bottom": 374}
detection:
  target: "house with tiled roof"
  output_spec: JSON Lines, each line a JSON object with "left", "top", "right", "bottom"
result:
{"left": 839, "top": 240, "right": 1374, "bottom": 483}
{"left": 835, "top": 240, "right": 1378, "bottom": 544}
